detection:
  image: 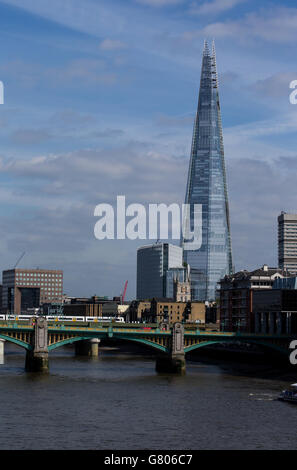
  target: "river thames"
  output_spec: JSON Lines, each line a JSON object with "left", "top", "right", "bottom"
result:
{"left": 0, "top": 342, "right": 296, "bottom": 450}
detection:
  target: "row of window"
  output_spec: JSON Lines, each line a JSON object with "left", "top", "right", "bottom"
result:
{"left": 16, "top": 273, "right": 62, "bottom": 278}
{"left": 41, "top": 288, "right": 62, "bottom": 291}
{"left": 16, "top": 281, "right": 62, "bottom": 286}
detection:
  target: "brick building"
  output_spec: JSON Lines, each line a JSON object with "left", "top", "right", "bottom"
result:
{"left": 219, "top": 265, "right": 292, "bottom": 332}
{"left": 145, "top": 299, "right": 206, "bottom": 325}
{"left": 128, "top": 300, "right": 151, "bottom": 322}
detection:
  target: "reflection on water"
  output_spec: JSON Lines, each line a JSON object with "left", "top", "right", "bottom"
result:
{"left": 0, "top": 342, "right": 296, "bottom": 450}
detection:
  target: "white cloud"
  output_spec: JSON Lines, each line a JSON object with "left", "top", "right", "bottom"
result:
{"left": 48, "top": 59, "right": 117, "bottom": 85}
{"left": 224, "top": 111, "right": 297, "bottom": 143}
{"left": 135, "top": 0, "right": 183, "bottom": 6}
{"left": 202, "top": 7, "right": 297, "bottom": 43}
{"left": 10, "top": 129, "right": 52, "bottom": 145}
{"left": 250, "top": 72, "right": 297, "bottom": 99}
{"left": 189, "top": 0, "right": 246, "bottom": 16}
{"left": 0, "top": 144, "right": 187, "bottom": 203}
{"left": 156, "top": 113, "right": 194, "bottom": 127}
{"left": 99, "top": 39, "right": 127, "bottom": 51}
{"left": 0, "top": 58, "right": 117, "bottom": 88}
{"left": 180, "top": 7, "right": 297, "bottom": 45}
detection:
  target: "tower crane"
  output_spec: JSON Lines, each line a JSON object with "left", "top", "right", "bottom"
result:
{"left": 14, "top": 251, "right": 26, "bottom": 268}
{"left": 120, "top": 280, "right": 128, "bottom": 304}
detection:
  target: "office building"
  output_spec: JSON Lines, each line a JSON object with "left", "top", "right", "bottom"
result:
{"left": 219, "top": 264, "right": 292, "bottom": 332}
{"left": 2, "top": 268, "right": 63, "bottom": 314}
{"left": 182, "top": 41, "right": 232, "bottom": 301}
{"left": 278, "top": 212, "right": 297, "bottom": 274}
{"left": 136, "top": 243, "right": 183, "bottom": 299}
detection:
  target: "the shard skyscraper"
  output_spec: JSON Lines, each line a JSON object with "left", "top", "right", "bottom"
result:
{"left": 182, "top": 40, "right": 232, "bottom": 301}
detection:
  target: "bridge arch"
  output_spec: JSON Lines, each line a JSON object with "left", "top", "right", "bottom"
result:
{"left": 112, "top": 335, "right": 168, "bottom": 353}
{"left": 47, "top": 334, "right": 169, "bottom": 353}
{"left": 184, "top": 339, "right": 288, "bottom": 356}
{"left": 0, "top": 333, "right": 32, "bottom": 351}
{"left": 48, "top": 336, "right": 99, "bottom": 351}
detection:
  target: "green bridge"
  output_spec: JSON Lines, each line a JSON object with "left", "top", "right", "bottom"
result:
{"left": 0, "top": 318, "right": 294, "bottom": 373}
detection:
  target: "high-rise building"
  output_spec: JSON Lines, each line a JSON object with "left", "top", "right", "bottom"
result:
{"left": 278, "top": 212, "right": 297, "bottom": 274}
{"left": 2, "top": 268, "right": 63, "bottom": 314}
{"left": 182, "top": 40, "right": 232, "bottom": 301}
{"left": 136, "top": 243, "right": 183, "bottom": 300}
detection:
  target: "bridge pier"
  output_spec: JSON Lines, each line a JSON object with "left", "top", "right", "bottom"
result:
{"left": 286, "top": 312, "right": 292, "bottom": 334}
{"left": 75, "top": 338, "right": 100, "bottom": 357}
{"left": 276, "top": 312, "right": 282, "bottom": 335}
{"left": 156, "top": 323, "right": 186, "bottom": 375}
{"left": 25, "top": 350, "right": 49, "bottom": 372}
{"left": 269, "top": 312, "right": 275, "bottom": 334}
{"left": 0, "top": 339, "right": 4, "bottom": 364}
{"left": 156, "top": 353, "right": 186, "bottom": 374}
{"left": 25, "top": 317, "right": 49, "bottom": 373}
{"left": 255, "top": 312, "right": 260, "bottom": 333}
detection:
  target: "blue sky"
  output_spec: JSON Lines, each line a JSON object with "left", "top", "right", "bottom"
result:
{"left": 0, "top": 0, "right": 296, "bottom": 299}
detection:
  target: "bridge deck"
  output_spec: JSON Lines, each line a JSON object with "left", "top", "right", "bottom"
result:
{"left": 0, "top": 321, "right": 293, "bottom": 340}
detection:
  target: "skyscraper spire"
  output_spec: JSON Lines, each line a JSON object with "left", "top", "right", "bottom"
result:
{"left": 182, "top": 41, "right": 233, "bottom": 301}
{"left": 211, "top": 39, "right": 216, "bottom": 58}
{"left": 203, "top": 39, "right": 210, "bottom": 56}
{"left": 211, "top": 39, "right": 219, "bottom": 89}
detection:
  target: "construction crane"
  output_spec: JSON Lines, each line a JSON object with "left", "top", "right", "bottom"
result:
{"left": 120, "top": 280, "right": 128, "bottom": 304}
{"left": 14, "top": 251, "right": 26, "bottom": 268}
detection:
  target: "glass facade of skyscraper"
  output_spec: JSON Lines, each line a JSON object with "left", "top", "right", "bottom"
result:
{"left": 136, "top": 243, "right": 183, "bottom": 300}
{"left": 182, "top": 41, "right": 232, "bottom": 301}
{"left": 165, "top": 267, "right": 188, "bottom": 299}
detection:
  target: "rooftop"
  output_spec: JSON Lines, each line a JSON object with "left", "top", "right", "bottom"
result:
{"left": 220, "top": 265, "right": 293, "bottom": 282}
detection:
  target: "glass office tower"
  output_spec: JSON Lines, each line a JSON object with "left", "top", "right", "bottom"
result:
{"left": 182, "top": 41, "right": 232, "bottom": 301}
{"left": 137, "top": 243, "right": 183, "bottom": 300}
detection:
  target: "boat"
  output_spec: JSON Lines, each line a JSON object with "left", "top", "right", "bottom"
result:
{"left": 278, "top": 383, "right": 297, "bottom": 403}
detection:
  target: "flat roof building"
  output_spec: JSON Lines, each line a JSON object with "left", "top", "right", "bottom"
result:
{"left": 278, "top": 212, "right": 297, "bottom": 275}
{"left": 147, "top": 299, "right": 206, "bottom": 325}
{"left": 2, "top": 268, "right": 63, "bottom": 314}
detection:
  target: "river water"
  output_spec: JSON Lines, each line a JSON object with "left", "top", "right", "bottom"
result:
{"left": 0, "top": 342, "right": 296, "bottom": 450}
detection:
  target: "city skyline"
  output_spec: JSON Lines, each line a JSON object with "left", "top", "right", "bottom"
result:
{"left": 0, "top": 1, "right": 296, "bottom": 299}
